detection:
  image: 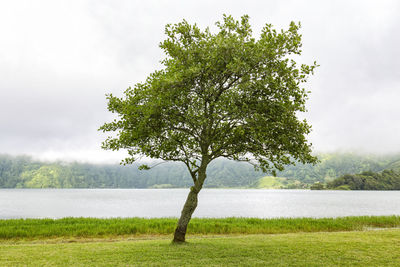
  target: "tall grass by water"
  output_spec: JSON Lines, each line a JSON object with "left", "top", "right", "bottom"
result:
{"left": 1, "top": 216, "right": 399, "bottom": 240}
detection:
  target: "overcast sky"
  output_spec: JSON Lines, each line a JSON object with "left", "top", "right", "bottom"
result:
{"left": 0, "top": 0, "right": 399, "bottom": 163}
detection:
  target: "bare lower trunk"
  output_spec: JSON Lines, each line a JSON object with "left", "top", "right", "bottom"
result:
{"left": 173, "top": 158, "right": 208, "bottom": 243}
{"left": 173, "top": 186, "right": 199, "bottom": 243}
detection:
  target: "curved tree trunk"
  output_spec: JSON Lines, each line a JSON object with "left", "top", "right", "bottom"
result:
{"left": 173, "top": 186, "right": 199, "bottom": 243}
{"left": 173, "top": 162, "right": 207, "bottom": 243}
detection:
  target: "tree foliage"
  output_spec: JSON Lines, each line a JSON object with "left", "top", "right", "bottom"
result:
{"left": 99, "top": 15, "right": 318, "bottom": 176}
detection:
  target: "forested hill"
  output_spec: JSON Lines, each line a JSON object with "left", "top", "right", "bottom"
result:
{"left": 325, "top": 170, "right": 400, "bottom": 190}
{"left": 0, "top": 155, "right": 261, "bottom": 188}
{"left": 0, "top": 153, "right": 399, "bottom": 189}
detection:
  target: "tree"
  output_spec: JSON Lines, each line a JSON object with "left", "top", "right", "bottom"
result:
{"left": 99, "top": 15, "right": 318, "bottom": 243}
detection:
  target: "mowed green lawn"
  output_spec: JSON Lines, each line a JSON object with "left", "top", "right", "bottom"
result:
{"left": 1, "top": 229, "right": 399, "bottom": 266}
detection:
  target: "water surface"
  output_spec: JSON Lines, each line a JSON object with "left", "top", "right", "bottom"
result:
{"left": 0, "top": 189, "right": 399, "bottom": 219}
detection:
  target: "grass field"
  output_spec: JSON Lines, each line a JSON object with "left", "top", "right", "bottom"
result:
{"left": 1, "top": 216, "right": 399, "bottom": 266}
{"left": 0, "top": 229, "right": 399, "bottom": 266}
{"left": 1, "top": 216, "right": 399, "bottom": 240}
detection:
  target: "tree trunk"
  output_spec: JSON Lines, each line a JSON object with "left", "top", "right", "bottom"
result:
{"left": 173, "top": 158, "right": 208, "bottom": 243}
{"left": 172, "top": 186, "right": 199, "bottom": 243}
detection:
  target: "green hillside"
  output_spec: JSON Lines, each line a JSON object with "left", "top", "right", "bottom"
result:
{"left": 251, "top": 176, "right": 305, "bottom": 189}
{"left": 386, "top": 160, "right": 400, "bottom": 172}
{"left": 252, "top": 176, "right": 286, "bottom": 189}
{"left": 326, "top": 170, "right": 400, "bottom": 190}
{"left": 1, "top": 153, "right": 400, "bottom": 189}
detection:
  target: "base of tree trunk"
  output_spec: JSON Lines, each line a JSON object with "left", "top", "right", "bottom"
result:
{"left": 172, "top": 225, "right": 188, "bottom": 243}
{"left": 172, "top": 187, "right": 199, "bottom": 243}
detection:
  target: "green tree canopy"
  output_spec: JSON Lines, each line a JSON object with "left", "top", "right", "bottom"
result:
{"left": 99, "top": 15, "right": 318, "bottom": 242}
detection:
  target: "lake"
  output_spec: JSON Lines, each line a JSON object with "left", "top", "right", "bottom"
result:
{"left": 0, "top": 189, "right": 399, "bottom": 219}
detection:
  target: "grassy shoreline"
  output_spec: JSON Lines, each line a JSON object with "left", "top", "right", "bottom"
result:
{"left": 1, "top": 216, "right": 400, "bottom": 241}
{"left": 2, "top": 217, "right": 400, "bottom": 265}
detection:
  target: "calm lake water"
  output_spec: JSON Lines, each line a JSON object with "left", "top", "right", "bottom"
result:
{"left": 0, "top": 189, "right": 399, "bottom": 219}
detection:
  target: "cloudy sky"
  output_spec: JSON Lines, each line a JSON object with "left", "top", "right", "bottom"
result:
{"left": 0, "top": 0, "right": 399, "bottom": 163}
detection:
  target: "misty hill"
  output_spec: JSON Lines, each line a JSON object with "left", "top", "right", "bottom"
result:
{"left": 276, "top": 153, "right": 399, "bottom": 186}
{"left": 386, "top": 159, "right": 400, "bottom": 172}
{"left": 1, "top": 153, "right": 400, "bottom": 189}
